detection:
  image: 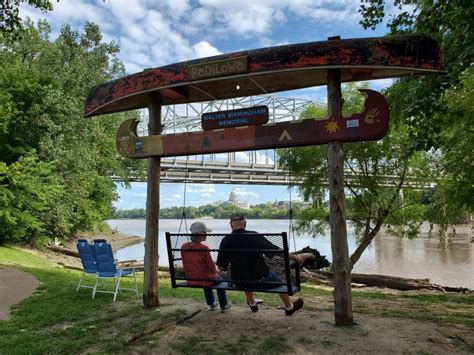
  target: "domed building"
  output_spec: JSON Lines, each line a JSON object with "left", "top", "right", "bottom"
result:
{"left": 228, "top": 190, "right": 239, "bottom": 203}
{"left": 212, "top": 189, "right": 250, "bottom": 209}
{"left": 227, "top": 189, "right": 250, "bottom": 209}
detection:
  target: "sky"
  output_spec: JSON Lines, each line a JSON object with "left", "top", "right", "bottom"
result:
{"left": 20, "top": 0, "right": 396, "bottom": 210}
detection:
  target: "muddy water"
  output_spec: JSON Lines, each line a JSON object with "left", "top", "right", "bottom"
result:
{"left": 108, "top": 219, "right": 473, "bottom": 289}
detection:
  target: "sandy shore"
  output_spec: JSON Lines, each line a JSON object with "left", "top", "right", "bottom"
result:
{"left": 27, "top": 231, "right": 145, "bottom": 269}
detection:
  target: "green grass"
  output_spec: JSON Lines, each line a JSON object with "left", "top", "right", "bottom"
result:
{"left": 351, "top": 289, "right": 474, "bottom": 327}
{"left": 0, "top": 246, "right": 54, "bottom": 268}
{"left": 0, "top": 245, "right": 472, "bottom": 353}
{"left": 257, "top": 335, "right": 292, "bottom": 353}
{"left": 352, "top": 289, "right": 474, "bottom": 305}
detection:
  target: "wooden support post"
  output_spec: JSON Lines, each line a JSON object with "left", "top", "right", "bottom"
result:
{"left": 327, "top": 68, "right": 353, "bottom": 325}
{"left": 143, "top": 92, "right": 162, "bottom": 307}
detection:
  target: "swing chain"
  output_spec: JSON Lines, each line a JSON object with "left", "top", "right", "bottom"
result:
{"left": 287, "top": 149, "right": 297, "bottom": 253}
{"left": 177, "top": 156, "right": 189, "bottom": 244}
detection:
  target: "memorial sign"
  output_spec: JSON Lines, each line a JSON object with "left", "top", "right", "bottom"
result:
{"left": 201, "top": 105, "right": 269, "bottom": 130}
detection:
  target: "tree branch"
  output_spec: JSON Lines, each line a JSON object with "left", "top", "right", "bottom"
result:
{"left": 127, "top": 308, "right": 201, "bottom": 344}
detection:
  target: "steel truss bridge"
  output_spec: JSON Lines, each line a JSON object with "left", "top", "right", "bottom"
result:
{"left": 128, "top": 95, "right": 314, "bottom": 185}
{"left": 119, "top": 95, "right": 431, "bottom": 188}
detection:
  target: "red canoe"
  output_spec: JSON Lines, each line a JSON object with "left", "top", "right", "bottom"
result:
{"left": 84, "top": 35, "right": 443, "bottom": 117}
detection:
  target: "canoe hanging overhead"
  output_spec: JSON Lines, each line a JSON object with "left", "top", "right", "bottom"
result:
{"left": 84, "top": 34, "right": 443, "bottom": 118}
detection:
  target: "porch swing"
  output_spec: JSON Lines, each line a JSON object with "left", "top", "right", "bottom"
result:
{"left": 165, "top": 152, "right": 301, "bottom": 295}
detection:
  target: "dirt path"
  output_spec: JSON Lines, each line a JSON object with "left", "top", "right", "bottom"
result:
{"left": 0, "top": 233, "right": 141, "bottom": 321}
{"left": 0, "top": 266, "right": 39, "bottom": 321}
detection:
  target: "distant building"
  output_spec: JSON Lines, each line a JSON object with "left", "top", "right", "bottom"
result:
{"left": 213, "top": 189, "right": 250, "bottom": 209}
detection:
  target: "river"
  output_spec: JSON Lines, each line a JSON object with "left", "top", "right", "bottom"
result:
{"left": 107, "top": 219, "right": 473, "bottom": 289}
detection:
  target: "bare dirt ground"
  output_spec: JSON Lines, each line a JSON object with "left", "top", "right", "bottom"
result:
{"left": 128, "top": 296, "right": 474, "bottom": 354}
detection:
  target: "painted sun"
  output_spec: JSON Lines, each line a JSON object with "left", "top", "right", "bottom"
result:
{"left": 325, "top": 119, "right": 339, "bottom": 134}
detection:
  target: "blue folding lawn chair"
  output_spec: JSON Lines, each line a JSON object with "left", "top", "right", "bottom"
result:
{"left": 92, "top": 239, "right": 139, "bottom": 301}
{"left": 76, "top": 239, "right": 97, "bottom": 293}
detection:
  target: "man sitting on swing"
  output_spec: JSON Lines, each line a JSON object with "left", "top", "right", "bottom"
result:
{"left": 181, "top": 221, "right": 231, "bottom": 312}
{"left": 216, "top": 213, "right": 304, "bottom": 316}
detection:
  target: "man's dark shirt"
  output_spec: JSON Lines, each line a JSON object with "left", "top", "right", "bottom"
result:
{"left": 216, "top": 228, "right": 280, "bottom": 282}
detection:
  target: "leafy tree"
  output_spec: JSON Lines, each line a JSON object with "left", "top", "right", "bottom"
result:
{"left": 359, "top": 0, "right": 473, "bottom": 148}
{"left": 359, "top": 0, "right": 473, "bottom": 232}
{"left": 0, "top": 153, "right": 63, "bottom": 245}
{"left": 279, "top": 83, "right": 429, "bottom": 266}
{"left": 0, "top": 0, "right": 52, "bottom": 35}
{"left": 110, "top": 201, "right": 307, "bottom": 220}
{"left": 0, "top": 19, "right": 129, "bottom": 245}
{"left": 424, "top": 67, "right": 474, "bottom": 237}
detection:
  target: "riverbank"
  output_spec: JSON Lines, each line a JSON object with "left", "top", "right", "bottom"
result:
{"left": 0, "top": 246, "right": 473, "bottom": 354}
{"left": 28, "top": 230, "right": 144, "bottom": 269}
{"left": 61, "top": 230, "right": 144, "bottom": 252}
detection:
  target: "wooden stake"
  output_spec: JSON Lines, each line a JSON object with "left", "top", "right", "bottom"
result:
{"left": 327, "top": 68, "right": 353, "bottom": 325}
{"left": 143, "top": 92, "right": 162, "bottom": 307}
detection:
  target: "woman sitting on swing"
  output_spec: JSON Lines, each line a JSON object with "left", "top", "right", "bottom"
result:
{"left": 181, "top": 221, "right": 231, "bottom": 312}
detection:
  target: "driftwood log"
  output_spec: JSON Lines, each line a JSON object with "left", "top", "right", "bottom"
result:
{"left": 294, "top": 246, "right": 331, "bottom": 269}
{"left": 48, "top": 245, "right": 80, "bottom": 258}
{"left": 302, "top": 269, "right": 471, "bottom": 293}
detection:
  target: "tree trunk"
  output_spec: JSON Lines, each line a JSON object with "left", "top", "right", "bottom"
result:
{"left": 327, "top": 67, "right": 353, "bottom": 326}
{"left": 143, "top": 92, "right": 162, "bottom": 308}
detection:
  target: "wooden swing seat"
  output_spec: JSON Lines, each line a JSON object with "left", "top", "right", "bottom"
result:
{"left": 165, "top": 232, "right": 300, "bottom": 295}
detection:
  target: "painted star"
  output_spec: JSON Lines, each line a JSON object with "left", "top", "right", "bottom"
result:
{"left": 325, "top": 119, "right": 339, "bottom": 134}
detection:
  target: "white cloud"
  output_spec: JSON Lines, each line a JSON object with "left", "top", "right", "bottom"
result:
{"left": 132, "top": 193, "right": 147, "bottom": 197}
{"left": 288, "top": 2, "right": 360, "bottom": 23}
{"left": 256, "top": 152, "right": 275, "bottom": 165}
{"left": 98, "top": 0, "right": 147, "bottom": 28}
{"left": 198, "top": 0, "right": 281, "bottom": 37}
{"left": 235, "top": 152, "right": 251, "bottom": 163}
{"left": 279, "top": 87, "right": 327, "bottom": 104}
{"left": 234, "top": 187, "right": 258, "bottom": 199}
{"left": 192, "top": 41, "right": 221, "bottom": 58}
{"left": 189, "top": 7, "right": 212, "bottom": 27}
{"left": 51, "top": 1, "right": 109, "bottom": 26}
{"left": 19, "top": 0, "right": 378, "bottom": 75}
{"left": 187, "top": 185, "right": 216, "bottom": 194}
{"left": 162, "top": 0, "right": 191, "bottom": 19}
{"left": 212, "top": 153, "right": 228, "bottom": 162}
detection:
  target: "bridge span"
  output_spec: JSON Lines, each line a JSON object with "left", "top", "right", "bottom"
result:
{"left": 114, "top": 157, "right": 433, "bottom": 189}
{"left": 115, "top": 95, "right": 432, "bottom": 188}
{"left": 124, "top": 94, "right": 314, "bottom": 185}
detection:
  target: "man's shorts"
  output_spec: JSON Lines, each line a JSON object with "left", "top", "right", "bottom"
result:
{"left": 230, "top": 271, "right": 284, "bottom": 289}
{"left": 258, "top": 271, "right": 283, "bottom": 283}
